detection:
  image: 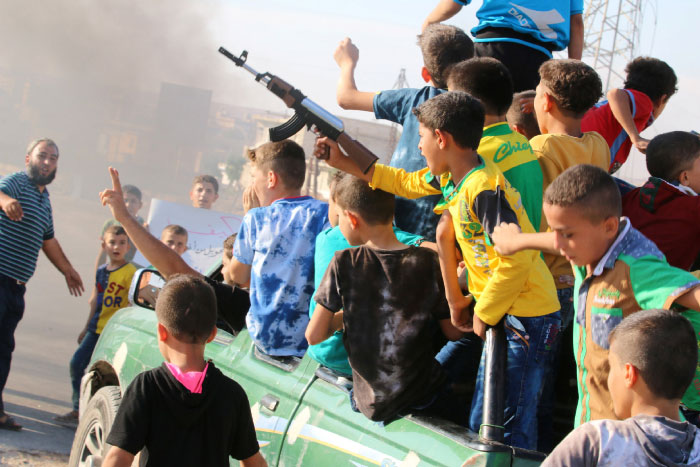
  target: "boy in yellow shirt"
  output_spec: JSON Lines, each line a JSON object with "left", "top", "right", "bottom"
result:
{"left": 316, "top": 91, "right": 559, "bottom": 450}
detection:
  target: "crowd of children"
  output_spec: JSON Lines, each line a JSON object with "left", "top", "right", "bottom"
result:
{"left": 38, "top": 8, "right": 700, "bottom": 466}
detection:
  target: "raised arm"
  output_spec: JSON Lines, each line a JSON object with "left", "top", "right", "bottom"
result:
{"left": 567, "top": 14, "right": 584, "bottom": 60}
{"left": 99, "top": 167, "right": 198, "bottom": 280}
{"left": 422, "top": 0, "right": 463, "bottom": 32}
{"left": 42, "top": 238, "right": 84, "bottom": 296}
{"left": 0, "top": 190, "right": 23, "bottom": 221}
{"left": 334, "top": 38, "right": 375, "bottom": 112}
{"left": 607, "top": 88, "right": 649, "bottom": 154}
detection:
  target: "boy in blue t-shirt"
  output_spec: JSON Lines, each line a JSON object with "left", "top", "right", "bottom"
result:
{"left": 308, "top": 173, "right": 428, "bottom": 375}
{"left": 333, "top": 24, "right": 473, "bottom": 239}
{"left": 230, "top": 140, "right": 329, "bottom": 357}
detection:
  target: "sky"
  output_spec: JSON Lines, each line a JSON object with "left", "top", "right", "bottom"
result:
{"left": 1, "top": 0, "right": 698, "bottom": 183}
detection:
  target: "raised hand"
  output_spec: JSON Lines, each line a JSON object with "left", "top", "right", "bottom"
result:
{"left": 333, "top": 37, "right": 359, "bottom": 69}
{"left": 243, "top": 185, "right": 260, "bottom": 213}
{"left": 99, "top": 167, "right": 130, "bottom": 223}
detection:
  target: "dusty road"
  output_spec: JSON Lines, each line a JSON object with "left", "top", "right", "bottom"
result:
{"left": 0, "top": 192, "right": 113, "bottom": 465}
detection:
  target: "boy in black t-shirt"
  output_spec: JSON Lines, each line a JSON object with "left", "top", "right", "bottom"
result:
{"left": 306, "top": 176, "right": 463, "bottom": 424}
{"left": 103, "top": 275, "right": 265, "bottom": 467}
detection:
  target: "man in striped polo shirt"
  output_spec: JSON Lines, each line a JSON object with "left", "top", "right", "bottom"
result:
{"left": 0, "top": 138, "right": 84, "bottom": 431}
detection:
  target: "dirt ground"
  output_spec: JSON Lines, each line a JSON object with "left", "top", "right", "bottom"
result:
{"left": 0, "top": 449, "right": 68, "bottom": 466}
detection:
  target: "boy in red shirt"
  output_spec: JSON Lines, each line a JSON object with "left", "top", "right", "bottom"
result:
{"left": 581, "top": 57, "right": 677, "bottom": 173}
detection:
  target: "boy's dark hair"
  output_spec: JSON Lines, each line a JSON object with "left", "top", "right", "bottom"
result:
{"left": 646, "top": 131, "right": 700, "bottom": 182}
{"left": 103, "top": 225, "right": 127, "bottom": 238}
{"left": 417, "top": 24, "right": 474, "bottom": 90}
{"left": 122, "top": 184, "right": 142, "bottom": 201}
{"left": 162, "top": 224, "right": 188, "bottom": 239}
{"left": 413, "top": 92, "right": 485, "bottom": 150}
{"left": 192, "top": 174, "right": 219, "bottom": 194}
{"left": 329, "top": 171, "right": 346, "bottom": 201}
{"left": 447, "top": 57, "right": 513, "bottom": 116}
{"left": 544, "top": 164, "right": 621, "bottom": 222}
{"left": 609, "top": 309, "right": 697, "bottom": 400}
{"left": 334, "top": 175, "right": 394, "bottom": 226}
{"left": 223, "top": 233, "right": 237, "bottom": 260}
{"left": 506, "top": 90, "right": 540, "bottom": 139}
{"left": 538, "top": 59, "right": 603, "bottom": 117}
{"left": 624, "top": 57, "right": 678, "bottom": 103}
{"left": 156, "top": 274, "right": 217, "bottom": 344}
{"left": 247, "top": 140, "right": 306, "bottom": 190}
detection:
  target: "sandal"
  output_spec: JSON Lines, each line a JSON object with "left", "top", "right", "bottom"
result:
{"left": 0, "top": 414, "right": 22, "bottom": 431}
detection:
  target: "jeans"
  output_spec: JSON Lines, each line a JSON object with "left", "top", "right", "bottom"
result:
{"left": 469, "top": 312, "right": 561, "bottom": 450}
{"left": 435, "top": 333, "right": 483, "bottom": 386}
{"left": 70, "top": 330, "right": 100, "bottom": 411}
{"left": 537, "top": 287, "right": 574, "bottom": 452}
{"left": 0, "top": 274, "right": 26, "bottom": 414}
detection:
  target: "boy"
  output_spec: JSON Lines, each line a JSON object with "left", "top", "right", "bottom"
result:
{"left": 228, "top": 140, "right": 328, "bottom": 357}
{"left": 333, "top": 25, "right": 473, "bottom": 239}
{"left": 447, "top": 57, "right": 543, "bottom": 230}
{"left": 103, "top": 275, "right": 265, "bottom": 467}
{"left": 622, "top": 131, "right": 700, "bottom": 271}
{"left": 543, "top": 309, "right": 700, "bottom": 466}
{"left": 491, "top": 164, "right": 700, "bottom": 428}
{"left": 531, "top": 59, "right": 609, "bottom": 323}
{"left": 94, "top": 184, "right": 144, "bottom": 269}
{"left": 190, "top": 174, "right": 219, "bottom": 209}
{"left": 316, "top": 92, "right": 560, "bottom": 449}
{"left": 306, "top": 176, "right": 461, "bottom": 423}
{"left": 56, "top": 225, "right": 137, "bottom": 425}
{"left": 161, "top": 224, "right": 188, "bottom": 256}
{"left": 422, "top": 0, "right": 584, "bottom": 91}
{"left": 506, "top": 90, "right": 540, "bottom": 141}
{"left": 582, "top": 56, "right": 678, "bottom": 173}
{"left": 307, "top": 172, "right": 427, "bottom": 377}
{"left": 221, "top": 233, "right": 237, "bottom": 285}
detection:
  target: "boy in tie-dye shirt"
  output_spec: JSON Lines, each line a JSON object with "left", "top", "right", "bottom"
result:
{"left": 230, "top": 140, "right": 329, "bottom": 357}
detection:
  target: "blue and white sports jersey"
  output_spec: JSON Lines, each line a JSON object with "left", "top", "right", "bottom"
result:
{"left": 234, "top": 196, "right": 329, "bottom": 357}
{"left": 455, "top": 0, "right": 583, "bottom": 52}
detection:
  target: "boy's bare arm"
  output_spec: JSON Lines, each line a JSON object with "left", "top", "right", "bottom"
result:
{"left": 492, "top": 223, "right": 560, "bottom": 256}
{"left": 240, "top": 451, "right": 268, "bottom": 467}
{"left": 228, "top": 258, "right": 251, "bottom": 289}
{"left": 568, "top": 14, "right": 584, "bottom": 60}
{"left": 674, "top": 284, "right": 700, "bottom": 311}
{"left": 436, "top": 211, "right": 473, "bottom": 332}
{"left": 607, "top": 88, "right": 649, "bottom": 153}
{"left": 314, "top": 137, "right": 374, "bottom": 182}
{"left": 306, "top": 304, "right": 342, "bottom": 345}
{"left": 422, "top": 0, "right": 463, "bottom": 32}
{"left": 334, "top": 38, "right": 375, "bottom": 112}
{"left": 102, "top": 446, "right": 135, "bottom": 467}
{"left": 100, "top": 167, "right": 199, "bottom": 280}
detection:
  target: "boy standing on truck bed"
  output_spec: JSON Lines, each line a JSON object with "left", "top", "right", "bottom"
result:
{"left": 55, "top": 225, "right": 137, "bottom": 426}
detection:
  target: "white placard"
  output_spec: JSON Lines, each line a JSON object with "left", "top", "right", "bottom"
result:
{"left": 133, "top": 199, "right": 243, "bottom": 274}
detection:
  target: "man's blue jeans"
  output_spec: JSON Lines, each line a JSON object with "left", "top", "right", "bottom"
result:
{"left": 70, "top": 330, "right": 100, "bottom": 411}
{"left": 469, "top": 312, "right": 561, "bottom": 450}
{"left": 0, "top": 274, "right": 26, "bottom": 414}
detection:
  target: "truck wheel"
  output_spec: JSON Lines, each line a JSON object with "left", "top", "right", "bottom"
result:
{"left": 68, "top": 386, "right": 122, "bottom": 467}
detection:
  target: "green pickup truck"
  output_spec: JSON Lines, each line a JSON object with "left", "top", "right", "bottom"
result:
{"left": 68, "top": 265, "right": 549, "bottom": 466}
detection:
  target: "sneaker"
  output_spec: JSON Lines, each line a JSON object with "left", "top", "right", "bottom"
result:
{"left": 53, "top": 410, "right": 79, "bottom": 428}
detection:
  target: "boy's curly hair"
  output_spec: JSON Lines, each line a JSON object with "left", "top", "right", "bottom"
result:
{"left": 624, "top": 57, "right": 677, "bottom": 103}
{"left": 538, "top": 59, "right": 602, "bottom": 117}
{"left": 544, "top": 164, "right": 620, "bottom": 223}
{"left": 417, "top": 24, "right": 474, "bottom": 90}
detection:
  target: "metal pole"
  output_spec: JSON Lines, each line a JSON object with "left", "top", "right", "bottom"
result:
{"left": 480, "top": 320, "right": 507, "bottom": 443}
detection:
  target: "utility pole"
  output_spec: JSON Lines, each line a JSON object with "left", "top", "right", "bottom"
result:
{"left": 582, "top": 0, "right": 647, "bottom": 93}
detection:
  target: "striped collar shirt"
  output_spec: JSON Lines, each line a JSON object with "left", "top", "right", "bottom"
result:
{"left": 0, "top": 171, "right": 54, "bottom": 282}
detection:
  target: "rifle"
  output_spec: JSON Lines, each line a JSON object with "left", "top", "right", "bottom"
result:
{"left": 218, "top": 47, "right": 378, "bottom": 174}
